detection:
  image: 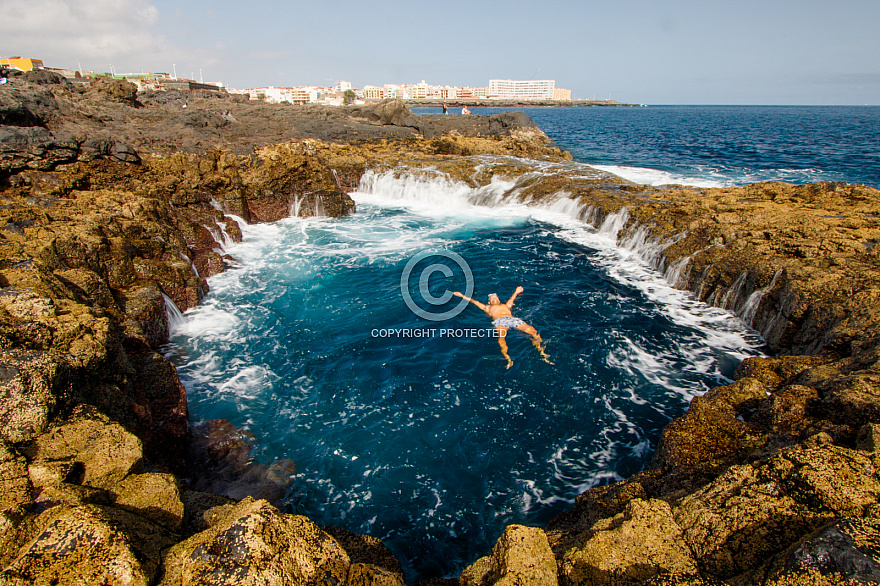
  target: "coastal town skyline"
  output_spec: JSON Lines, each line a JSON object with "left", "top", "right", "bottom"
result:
{"left": 2, "top": 57, "right": 577, "bottom": 105}
{"left": 2, "top": 0, "right": 879, "bottom": 105}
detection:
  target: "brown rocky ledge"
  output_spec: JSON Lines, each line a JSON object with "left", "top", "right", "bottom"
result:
{"left": 1, "top": 70, "right": 879, "bottom": 585}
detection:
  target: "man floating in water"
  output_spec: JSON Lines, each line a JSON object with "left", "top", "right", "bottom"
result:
{"left": 453, "top": 286, "right": 552, "bottom": 368}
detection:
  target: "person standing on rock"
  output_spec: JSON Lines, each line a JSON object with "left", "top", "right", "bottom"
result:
{"left": 453, "top": 287, "right": 552, "bottom": 368}
{"left": 443, "top": 101, "right": 449, "bottom": 115}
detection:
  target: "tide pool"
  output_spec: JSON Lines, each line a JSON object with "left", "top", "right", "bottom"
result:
{"left": 165, "top": 172, "right": 765, "bottom": 581}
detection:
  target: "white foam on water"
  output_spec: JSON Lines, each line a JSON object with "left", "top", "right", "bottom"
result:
{"left": 591, "top": 164, "right": 728, "bottom": 188}
{"left": 356, "top": 169, "right": 762, "bottom": 353}
{"left": 591, "top": 163, "right": 833, "bottom": 189}
{"left": 173, "top": 299, "right": 242, "bottom": 341}
{"left": 218, "top": 365, "right": 279, "bottom": 400}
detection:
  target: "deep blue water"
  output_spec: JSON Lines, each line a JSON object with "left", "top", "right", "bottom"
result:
{"left": 415, "top": 105, "right": 880, "bottom": 188}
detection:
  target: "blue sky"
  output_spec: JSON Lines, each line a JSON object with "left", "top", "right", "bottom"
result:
{"left": 2, "top": 0, "right": 879, "bottom": 104}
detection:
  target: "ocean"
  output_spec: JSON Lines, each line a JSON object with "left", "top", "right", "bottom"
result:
{"left": 165, "top": 105, "right": 878, "bottom": 581}
{"left": 416, "top": 105, "right": 880, "bottom": 189}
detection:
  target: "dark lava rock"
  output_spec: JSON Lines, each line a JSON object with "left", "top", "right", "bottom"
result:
{"left": 187, "top": 419, "right": 296, "bottom": 505}
{"left": 87, "top": 76, "right": 139, "bottom": 107}
{"left": 0, "top": 93, "right": 45, "bottom": 127}
{"left": 784, "top": 517, "right": 880, "bottom": 582}
{"left": 23, "top": 69, "right": 74, "bottom": 89}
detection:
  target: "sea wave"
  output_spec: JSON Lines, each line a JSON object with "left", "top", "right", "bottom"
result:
{"left": 589, "top": 163, "right": 838, "bottom": 188}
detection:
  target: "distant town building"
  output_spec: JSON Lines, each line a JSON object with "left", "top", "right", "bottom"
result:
{"left": 241, "top": 85, "right": 333, "bottom": 104}
{"left": 438, "top": 86, "right": 458, "bottom": 99}
{"left": 412, "top": 81, "right": 428, "bottom": 100}
{"left": 362, "top": 85, "right": 384, "bottom": 100}
{"left": 246, "top": 86, "right": 288, "bottom": 102}
{"left": 3, "top": 58, "right": 577, "bottom": 105}
{"left": 488, "top": 79, "right": 556, "bottom": 100}
{"left": 161, "top": 78, "right": 225, "bottom": 93}
{"left": 553, "top": 87, "right": 572, "bottom": 101}
{"left": 1, "top": 57, "right": 44, "bottom": 71}
{"left": 289, "top": 87, "right": 315, "bottom": 104}
{"left": 458, "top": 86, "right": 490, "bottom": 99}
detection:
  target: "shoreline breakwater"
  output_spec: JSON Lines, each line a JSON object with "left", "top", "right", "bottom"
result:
{"left": 1, "top": 68, "right": 879, "bottom": 585}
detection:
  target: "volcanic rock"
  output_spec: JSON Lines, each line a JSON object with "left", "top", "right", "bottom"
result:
{"left": 158, "top": 497, "right": 350, "bottom": 586}
{"left": 560, "top": 499, "right": 697, "bottom": 585}
{"left": 110, "top": 472, "right": 184, "bottom": 531}
{"left": 672, "top": 442, "right": 880, "bottom": 580}
{"left": 21, "top": 404, "right": 144, "bottom": 492}
{"left": 87, "top": 76, "right": 139, "bottom": 107}
{"left": 187, "top": 418, "right": 296, "bottom": 506}
{"left": 780, "top": 517, "right": 880, "bottom": 582}
{"left": 0, "top": 503, "right": 177, "bottom": 586}
{"left": 0, "top": 441, "right": 31, "bottom": 517}
{"left": 462, "top": 524, "right": 557, "bottom": 586}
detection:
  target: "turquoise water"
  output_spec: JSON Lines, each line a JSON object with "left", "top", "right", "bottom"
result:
{"left": 416, "top": 105, "right": 880, "bottom": 188}
{"left": 167, "top": 172, "right": 765, "bottom": 580}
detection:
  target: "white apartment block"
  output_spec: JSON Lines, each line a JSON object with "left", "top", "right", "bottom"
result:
{"left": 488, "top": 79, "right": 556, "bottom": 100}
{"left": 246, "top": 86, "right": 287, "bottom": 102}
{"left": 240, "top": 79, "right": 569, "bottom": 104}
{"left": 244, "top": 86, "right": 325, "bottom": 104}
{"left": 412, "top": 81, "right": 428, "bottom": 99}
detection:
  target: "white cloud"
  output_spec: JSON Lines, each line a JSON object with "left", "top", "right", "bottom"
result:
{"left": 0, "top": 0, "right": 187, "bottom": 71}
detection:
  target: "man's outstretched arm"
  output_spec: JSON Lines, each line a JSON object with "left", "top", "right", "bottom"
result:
{"left": 453, "top": 291, "right": 487, "bottom": 311}
{"left": 506, "top": 286, "right": 524, "bottom": 308}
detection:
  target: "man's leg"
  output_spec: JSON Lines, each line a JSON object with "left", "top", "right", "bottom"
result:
{"left": 496, "top": 327, "right": 513, "bottom": 369}
{"left": 516, "top": 323, "right": 552, "bottom": 364}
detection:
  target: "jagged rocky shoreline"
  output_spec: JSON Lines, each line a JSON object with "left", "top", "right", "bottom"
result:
{"left": 1, "top": 68, "right": 879, "bottom": 585}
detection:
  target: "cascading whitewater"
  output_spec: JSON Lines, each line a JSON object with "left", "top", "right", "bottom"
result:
{"left": 357, "top": 167, "right": 785, "bottom": 335}
{"left": 163, "top": 293, "right": 187, "bottom": 336}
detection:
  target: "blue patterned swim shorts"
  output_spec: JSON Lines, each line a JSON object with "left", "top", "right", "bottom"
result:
{"left": 492, "top": 316, "right": 525, "bottom": 329}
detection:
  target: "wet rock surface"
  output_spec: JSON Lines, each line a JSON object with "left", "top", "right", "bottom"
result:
{"left": 186, "top": 418, "right": 296, "bottom": 505}
{"left": 782, "top": 517, "right": 880, "bottom": 582}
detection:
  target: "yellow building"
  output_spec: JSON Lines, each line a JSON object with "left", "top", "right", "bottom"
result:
{"left": 554, "top": 88, "right": 572, "bottom": 101}
{"left": 1, "top": 57, "right": 44, "bottom": 71}
{"left": 363, "top": 86, "right": 384, "bottom": 100}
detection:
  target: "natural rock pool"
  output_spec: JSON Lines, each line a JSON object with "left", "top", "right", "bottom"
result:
{"left": 165, "top": 167, "right": 765, "bottom": 581}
